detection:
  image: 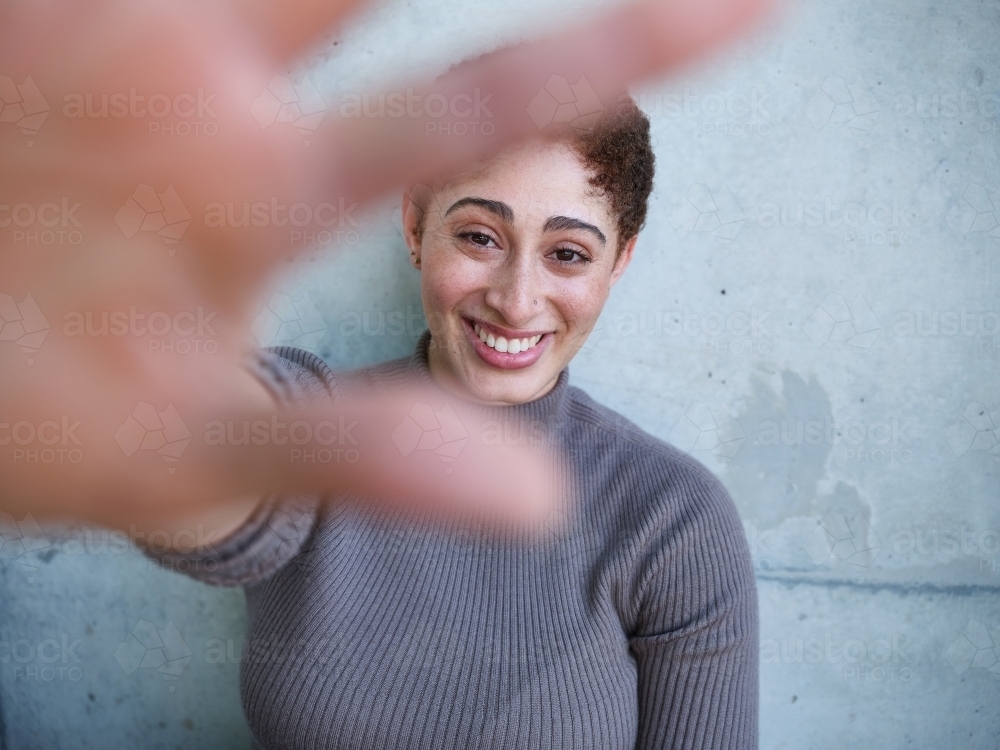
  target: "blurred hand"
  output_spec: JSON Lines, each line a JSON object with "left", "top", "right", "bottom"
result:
{"left": 0, "top": 0, "right": 770, "bottom": 530}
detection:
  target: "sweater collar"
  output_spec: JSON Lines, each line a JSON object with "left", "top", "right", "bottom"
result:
{"left": 407, "top": 329, "right": 570, "bottom": 431}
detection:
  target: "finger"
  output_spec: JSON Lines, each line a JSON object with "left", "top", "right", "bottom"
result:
{"left": 0, "top": 361, "right": 564, "bottom": 534}
{"left": 309, "top": 0, "right": 774, "bottom": 207}
{"left": 210, "top": 389, "right": 567, "bottom": 532}
{"left": 232, "top": 0, "right": 372, "bottom": 64}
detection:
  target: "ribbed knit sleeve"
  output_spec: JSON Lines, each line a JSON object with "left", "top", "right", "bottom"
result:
{"left": 148, "top": 493, "right": 321, "bottom": 587}
{"left": 628, "top": 457, "right": 759, "bottom": 750}
{"left": 143, "top": 347, "right": 334, "bottom": 587}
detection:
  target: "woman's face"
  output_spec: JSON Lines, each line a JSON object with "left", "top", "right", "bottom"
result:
{"left": 402, "top": 140, "right": 636, "bottom": 405}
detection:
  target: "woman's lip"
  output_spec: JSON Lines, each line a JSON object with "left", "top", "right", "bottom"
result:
{"left": 467, "top": 317, "right": 551, "bottom": 340}
{"left": 462, "top": 317, "right": 550, "bottom": 370}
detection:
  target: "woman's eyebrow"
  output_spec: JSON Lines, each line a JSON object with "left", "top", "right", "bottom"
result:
{"left": 544, "top": 216, "right": 606, "bottom": 246}
{"left": 443, "top": 198, "right": 607, "bottom": 246}
{"left": 444, "top": 197, "right": 514, "bottom": 224}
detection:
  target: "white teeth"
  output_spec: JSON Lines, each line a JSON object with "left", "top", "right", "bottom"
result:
{"left": 473, "top": 321, "right": 545, "bottom": 353}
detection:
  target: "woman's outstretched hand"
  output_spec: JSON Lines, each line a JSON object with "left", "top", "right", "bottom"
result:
{"left": 0, "top": 0, "right": 771, "bottom": 531}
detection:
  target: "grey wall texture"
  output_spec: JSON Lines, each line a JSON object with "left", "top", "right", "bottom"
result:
{"left": 2, "top": 0, "right": 998, "bottom": 747}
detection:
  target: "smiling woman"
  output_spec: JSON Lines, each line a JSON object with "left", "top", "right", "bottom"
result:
{"left": 145, "top": 88, "right": 758, "bottom": 750}
{"left": 404, "top": 97, "right": 654, "bottom": 405}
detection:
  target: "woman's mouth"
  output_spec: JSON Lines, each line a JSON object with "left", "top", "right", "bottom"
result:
{"left": 462, "top": 317, "right": 550, "bottom": 370}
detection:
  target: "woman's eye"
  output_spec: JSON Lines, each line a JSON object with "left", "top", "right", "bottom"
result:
{"left": 552, "top": 248, "right": 591, "bottom": 264}
{"left": 459, "top": 231, "right": 495, "bottom": 247}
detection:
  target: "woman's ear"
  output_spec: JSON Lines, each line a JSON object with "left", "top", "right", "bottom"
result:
{"left": 609, "top": 235, "right": 637, "bottom": 288}
{"left": 401, "top": 185, "right": 428, "bottom": 269}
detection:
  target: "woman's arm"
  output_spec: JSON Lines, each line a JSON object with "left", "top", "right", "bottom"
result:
{"left": 629, "top": 471, "right": 759, "bottom": 750}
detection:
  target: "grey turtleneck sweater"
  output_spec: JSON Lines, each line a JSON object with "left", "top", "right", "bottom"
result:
{"left": 149, "top": 332, "right": 758, "bottom": 750}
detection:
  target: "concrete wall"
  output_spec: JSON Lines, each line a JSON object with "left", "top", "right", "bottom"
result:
{"left": 2, "top": 0, "right": 998, "bottom": 747}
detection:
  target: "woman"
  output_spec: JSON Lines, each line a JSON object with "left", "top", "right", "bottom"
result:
{"left": 150, "top": 93, "right": 758, "bottom": 750}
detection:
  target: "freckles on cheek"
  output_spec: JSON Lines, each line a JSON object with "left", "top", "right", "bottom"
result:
{"left": 436, "top": 256, "right": 490, "bottom": 308}
{"left": 556, "top": 279, "right": 607, "bottom": 334}
{"left": 424, "top": 262, "right": 473, "bottom": 315}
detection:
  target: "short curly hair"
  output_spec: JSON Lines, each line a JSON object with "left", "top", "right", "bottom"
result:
{"left": 566, "top": 92, "right": 655, "bottom": 253}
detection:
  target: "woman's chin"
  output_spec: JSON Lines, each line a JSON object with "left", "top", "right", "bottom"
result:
{"left": 458, "top": 362, "right": 559, "bottom": 406}
{"left": 432, "top": 330, "right": 563, "bottom": 405}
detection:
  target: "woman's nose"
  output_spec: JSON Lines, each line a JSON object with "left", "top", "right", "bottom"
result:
{"left": 484, "top": 259, "right": 540, "bottom": 326}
